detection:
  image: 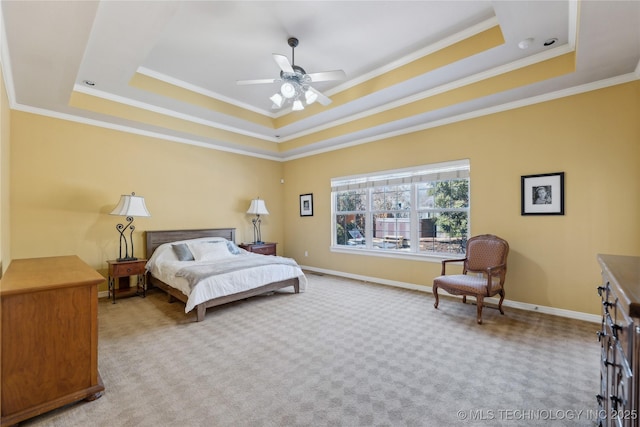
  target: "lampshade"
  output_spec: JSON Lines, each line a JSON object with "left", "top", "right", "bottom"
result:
{"left": 292, "top": 99, "right": 304, "bottom": 111}
{"left": 305, "top": 89, "right": 318, "bottom": 104}
{"left": 280, "top": 82, "right": 297, "bottom": 99}
{"left": 270, "top": 93, "right": 284, "bottom": 108}
{"left": 246, "top": 198, "right": 269, "bottom": 216}
{"left": 110, "top": 193, "right": 151, "bottom": 217}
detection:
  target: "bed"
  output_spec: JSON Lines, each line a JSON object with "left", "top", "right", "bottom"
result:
{"left": 145, "top": 228, "right": 306, "bottom": 321}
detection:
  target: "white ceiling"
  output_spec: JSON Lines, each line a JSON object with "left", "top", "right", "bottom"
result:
{"left": 1, "top": 1, "right": 639, "bottom": 160}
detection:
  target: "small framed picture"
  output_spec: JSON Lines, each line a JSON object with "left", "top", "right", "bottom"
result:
{"left": 521, "top": 172, "right": 565, "bottom": 215}
{"left": 300, "top": 193, "right": 313, "bottom": 217}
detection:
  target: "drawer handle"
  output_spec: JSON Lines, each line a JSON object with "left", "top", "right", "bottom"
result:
{"left": 126, "top": 268, "right": 132, "bottom": 273}
{"left": 610, "top": 395, "right": 623, "bottom": 410}
{"left": 611, "top": 323, "right": 623, "bottom": 338}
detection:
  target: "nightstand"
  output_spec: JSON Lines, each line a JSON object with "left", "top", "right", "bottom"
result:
{"left": 238, "top": 242, "right": 277, "bottom": 256}
{"left": 106, "top": 259, "right": 147, "bottom": 303}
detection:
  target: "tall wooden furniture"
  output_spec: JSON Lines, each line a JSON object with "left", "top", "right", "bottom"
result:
{"left": 1, "top": 256, "right": 105, "bottom": 426}
{"left": 597, "top": 254, "right": 640, "bottom": 427}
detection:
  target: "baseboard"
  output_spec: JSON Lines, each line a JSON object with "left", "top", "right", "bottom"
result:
{"left": 301, "top": 265, "right": 601, "bottom": 324}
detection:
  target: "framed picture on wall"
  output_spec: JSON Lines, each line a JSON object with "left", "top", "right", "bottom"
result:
{"left": 521, "top": 172, "right": 565, "bottom": 215}
{"left": 300, "top": 193, "right": 313, "bottom": 217}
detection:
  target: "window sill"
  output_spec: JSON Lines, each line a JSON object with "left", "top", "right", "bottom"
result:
{"left": 330, "top": 245, "right": 464, "bottom": 263}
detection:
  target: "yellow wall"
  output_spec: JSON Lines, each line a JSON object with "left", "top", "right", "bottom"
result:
{"left": 9, "top": 112, "right": 285, "bottom": 288}
{"left": 5, "top": 81, "right": 640, "bottom": 314}
{"left": 283, "top": 81, "right": 640, "bottom": 315}
{"left": 0, "top": 66, "right": 9, "bottom": 275}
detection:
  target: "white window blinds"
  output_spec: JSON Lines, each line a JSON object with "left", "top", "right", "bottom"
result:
{"left": 331, "top": 159, "right": 470, "bottom": 192}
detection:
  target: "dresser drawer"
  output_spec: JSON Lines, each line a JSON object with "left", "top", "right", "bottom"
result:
{"left": 604, "top": 280, "right": 634, "bottom": 359}
{"left": 110, "top": 261, "right": 146, "bottom": 277}
{"left": 239, "top": 243, "right": 277, "bottom": 256}
{"left": 251, "top": 245, "right": 275, "bottom": 255}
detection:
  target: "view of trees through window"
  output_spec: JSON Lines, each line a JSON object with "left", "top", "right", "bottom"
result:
{"left": 333, "top": 162, "right": 469, "bottom": 256}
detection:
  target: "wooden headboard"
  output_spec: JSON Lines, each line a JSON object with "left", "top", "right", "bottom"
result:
{"left": 145, "top": 228, "right": 236, "bottom": 259}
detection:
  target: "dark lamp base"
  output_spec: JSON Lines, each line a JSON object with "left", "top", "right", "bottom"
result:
{"left": 116, "top": 257, "right": 138, "bottom": 262}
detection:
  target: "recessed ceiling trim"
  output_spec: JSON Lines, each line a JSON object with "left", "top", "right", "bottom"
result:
{"left": 70, "top": 43, "right": 576, "bottom": 155}
{"left": 73, "top": 23, "right": 508, "bottom": 144}
{"left": 73, "top": 83, "right": 280, "bottom": 143}
{"left": 322, "top": 16, "right": 500, "bottom": 98}
{"left": 273, "top": 24, "right": 505, "bottom": 129}
{"left": 135, "top": 16, "right": 501, "bottom": 121}
{"left": 10, "top": 73, "right": 635, "bottom": 164}
{"left": 275, "top": 45, "right": 575, "bottom": 145}
{"left": 136, "top": 66, "right": 276, "bottom": 118}
{"left": 69, "top": 90, "right": 280, "bottom": 153}
{"left": 282, "top": 73, "right": 639, "bottom": 161}
{"left": 11, "top": 101, "right": 286, "bottom": 161}
{"left": 129, "top": 72, "right": 275, "bottom": 128}
{"left": 279, "top": 51, "right": 575, "bottom": 152}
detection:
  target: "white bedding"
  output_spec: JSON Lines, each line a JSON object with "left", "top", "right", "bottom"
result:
{"left": 145, "top": 237, "right": 307, "bottom": 313}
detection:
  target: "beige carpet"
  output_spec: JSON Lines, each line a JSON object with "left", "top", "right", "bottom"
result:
{"left": 22, "top": 273, "right": 600, "bottom": 426}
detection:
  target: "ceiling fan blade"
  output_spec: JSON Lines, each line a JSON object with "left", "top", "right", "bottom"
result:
{"left": 307, "top": 70, "right": 346, "bottom": 82}
{"left": 236, "top": 78, "right": 279, "bottom": 85}
{"left": 273, "top": 54, "right": 294, "bottom": 73}
{"left": 308, "top": 86, "right": 332, "bottom": 106}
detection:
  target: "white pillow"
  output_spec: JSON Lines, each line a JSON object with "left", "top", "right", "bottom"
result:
{"left": 146, "top": 237, "right": 233, "bottom": 270}
{"left": 188, "top": 241, "right": 234, "bottom": 261}
{"left": 146, "top": 242, "right": 179, "bottom": 271}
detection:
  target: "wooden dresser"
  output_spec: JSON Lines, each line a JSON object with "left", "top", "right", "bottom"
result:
{"left": 1, "top": 256, "right": 105, "bottom": 426}
{"left": 597, "top": 254, "right": 640, "bottom": 426}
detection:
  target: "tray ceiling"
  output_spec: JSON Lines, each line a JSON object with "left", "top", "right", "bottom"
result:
{"left": 1, "top": 1, "right": 639, "bottom": 160}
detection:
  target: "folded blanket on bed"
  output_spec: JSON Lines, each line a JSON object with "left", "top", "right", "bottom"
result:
{"left": 175, "top": 255, "right": 301, "bottom": 291}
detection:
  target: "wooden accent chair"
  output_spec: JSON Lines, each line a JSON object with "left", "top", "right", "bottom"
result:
{"left": 433, "top": 234, "right": 509, "bottom": 324}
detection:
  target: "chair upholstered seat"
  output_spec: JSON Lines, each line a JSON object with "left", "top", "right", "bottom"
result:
{"left": 432, "top": 234, "right": 509, "bottom": 324}
{"left": 433, "top": 274, "right": 502, "bottom": 295}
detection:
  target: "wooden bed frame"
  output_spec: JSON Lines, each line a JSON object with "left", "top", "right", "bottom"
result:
{"left": 145, "top": 228, "right": 300, "bottom": 322}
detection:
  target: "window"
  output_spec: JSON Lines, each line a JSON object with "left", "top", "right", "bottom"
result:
{"left": 332, "top": 160, "right": 470, "bottom": 257}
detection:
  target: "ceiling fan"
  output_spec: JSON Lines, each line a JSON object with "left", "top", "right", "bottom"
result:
{"left": 237, "top": 37, "right": 346, "bottom": 111}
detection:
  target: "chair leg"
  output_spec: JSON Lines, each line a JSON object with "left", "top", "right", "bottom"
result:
{"left": 433, "top": 285, "right": 439, "bottom": 308}
{"left": 476, "top": 296, "right": 484, "bottom": 324}
{"left": 498, "top": 290, "right": 505, "bottom": 315}
{"left": 462, "top": 295, "right": 467, "bottom": 304}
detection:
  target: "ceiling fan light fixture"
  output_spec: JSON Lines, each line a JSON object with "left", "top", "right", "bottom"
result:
{"left": 270, "top": 93, "right": 284, "bottom": 108}
{"left": 292, "top": 99, "right": 304, "bottom": 111}
{"left": 305, "top": 89, "right": 318, "bottom": 105}
{"left": 280, "top": 82, "right": 297, "bottom": 99}
{"left": 240, "top": 36, "right": 344, "bottom": 112}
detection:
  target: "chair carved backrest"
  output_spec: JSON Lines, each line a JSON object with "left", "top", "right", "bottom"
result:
{"left": 464, "top": 235, "right": 509, "bottom": 278}
{"left": 433, "top": 234, "right": 509, "bottom": 324}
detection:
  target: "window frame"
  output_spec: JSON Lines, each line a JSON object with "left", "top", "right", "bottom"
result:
{"left": 331, "top": 159, "right": 470, "bottom": 261}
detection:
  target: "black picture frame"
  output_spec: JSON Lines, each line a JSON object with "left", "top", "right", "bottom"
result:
{"left": 300, "top": 193, "right": 313, "bottom": 217}
{"left": 521, "top": 172, "right": 565, "bottom": 215}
